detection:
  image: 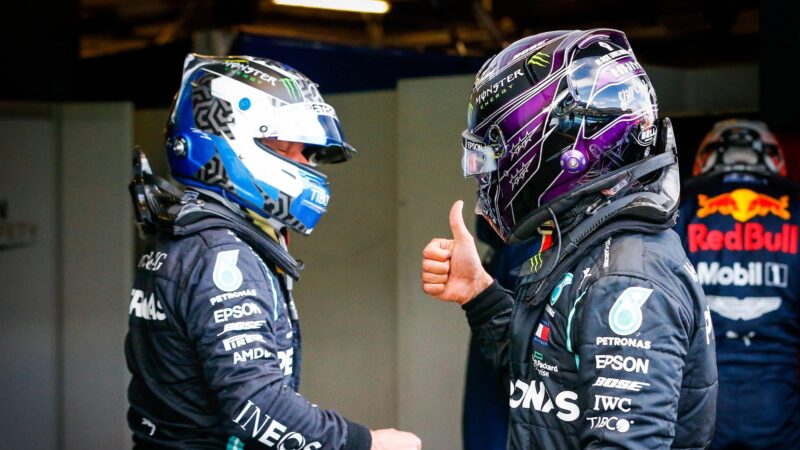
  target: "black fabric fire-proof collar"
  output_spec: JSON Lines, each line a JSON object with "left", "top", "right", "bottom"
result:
{"left": 170, "top": 195, "right": 304, "bottom": 280}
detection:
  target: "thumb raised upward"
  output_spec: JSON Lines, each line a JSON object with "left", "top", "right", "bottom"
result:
{"left": 449, "top": 200, "right": 473, "bottom": 242}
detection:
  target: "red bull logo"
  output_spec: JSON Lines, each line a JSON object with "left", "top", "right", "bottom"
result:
{"left": 696, "top": 189, "right": 790, "bottom": 222}
{"left": 690, "top": 188, "right": 797, "bottom": 254}
{"left": 688, "top": 223, "right": 798, "bottom": 254}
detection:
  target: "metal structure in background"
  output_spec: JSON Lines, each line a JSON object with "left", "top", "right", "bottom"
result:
{"left": 76, "top": 0, "right": 760, "bottom": 64}
{"left": 0, "top": 0, "right": 767, "bottom": 106}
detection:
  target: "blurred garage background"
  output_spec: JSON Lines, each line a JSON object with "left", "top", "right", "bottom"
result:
{"left": 1, "top": 1, "right": 798, "bottom": 449}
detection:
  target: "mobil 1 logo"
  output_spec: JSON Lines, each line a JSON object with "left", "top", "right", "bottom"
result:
{"left": 696, "top": 261, "right": 788, "bottom": 288}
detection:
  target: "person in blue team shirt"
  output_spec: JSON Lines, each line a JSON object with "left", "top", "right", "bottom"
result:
{"left": 675, "top": 119, "right": 800, "bottom": 450}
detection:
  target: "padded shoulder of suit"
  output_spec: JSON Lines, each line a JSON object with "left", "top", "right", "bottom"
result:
{"left": 160, "top": 226, "right": 252, "bottom": 253}
{"left": 595, "top": 230, "right": 692, "bottom": 293}
{"left": 145, "top": 227, "right": 257, "bottom": 284}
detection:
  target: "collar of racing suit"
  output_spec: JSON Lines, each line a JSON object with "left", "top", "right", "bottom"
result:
{"left": 168, "top": 193, "right": 304, "bottom": 280}
{"left": 246, "top": 208, "right": 284, "bottom": 244}
{"left": 126, "top": 159, "right": 303, "bottom": 279}
{"left": 515, "top": 210, "right": 677, "bottom": 309}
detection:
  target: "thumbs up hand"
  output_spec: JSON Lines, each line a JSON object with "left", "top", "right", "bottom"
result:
{"left": 421, "top": 200, "right": 494, "bottom": 305}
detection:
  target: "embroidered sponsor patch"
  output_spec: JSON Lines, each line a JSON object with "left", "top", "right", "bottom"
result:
{"left": 608, "top": 287, "right": 653, "bottom": 336}
{"left": 213, "top": 250, "right": 243, "bottom": 292}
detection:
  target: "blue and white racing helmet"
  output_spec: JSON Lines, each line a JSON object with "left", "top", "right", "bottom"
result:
{"left": 166, "top": 53, "right": 355, "bottom": 235}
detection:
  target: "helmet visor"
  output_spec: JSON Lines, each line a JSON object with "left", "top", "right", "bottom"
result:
{"left": 462, "top": 129, "right": 503, "bottom": 177}
{"left": 270, "top": 102, "right": 356, "bottom": 163}
{"left": 272, "top": 102, "right": 342, "bottom": 144}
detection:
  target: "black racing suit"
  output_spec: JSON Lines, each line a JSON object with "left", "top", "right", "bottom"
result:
{"left": 464, "top": 214, "right": 718, "bottom": 449}
{"left": 675, "top": 172, "right": 800, "bottom": 449}
{"left": 125, "top": 198, "right": 371, "bottom": 449}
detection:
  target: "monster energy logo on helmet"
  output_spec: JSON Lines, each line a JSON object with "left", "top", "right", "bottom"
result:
{"left": 222, "top": 60, "right": 278, "bottom": 86}
{"left": 281, "top": 78, "right": 303, "bottom": 102}
{"left": 527, "top": 52, "right": 551, "bottom": 67}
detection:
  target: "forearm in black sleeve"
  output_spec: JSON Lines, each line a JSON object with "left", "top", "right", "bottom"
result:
{"left": 462, "top": 280, "right": 514, "bottom": 371}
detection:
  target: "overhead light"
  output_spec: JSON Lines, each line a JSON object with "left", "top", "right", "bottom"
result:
{"left": 272, "top": 0, "right": 391, "bottom": 14}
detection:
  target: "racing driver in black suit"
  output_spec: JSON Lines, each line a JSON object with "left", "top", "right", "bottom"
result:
{"left": 125, "top": 53, "right": 420, "bottom": 450}
{"left": 421, "top": 29, "right": 718, "bottom": 449}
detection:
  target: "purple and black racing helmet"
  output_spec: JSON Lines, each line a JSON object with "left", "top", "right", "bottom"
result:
{"left": 463, "top": 29, "right": 669, "bottom": 242}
